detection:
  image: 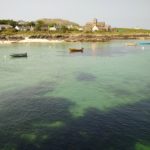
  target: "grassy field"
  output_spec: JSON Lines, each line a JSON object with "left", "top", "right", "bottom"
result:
{"left": 0, "top": 28, "right": 150, "bottom": 37}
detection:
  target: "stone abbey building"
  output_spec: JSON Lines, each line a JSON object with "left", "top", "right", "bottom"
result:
{"left": 84, "top": 18, "right": 111, "bottom": 32}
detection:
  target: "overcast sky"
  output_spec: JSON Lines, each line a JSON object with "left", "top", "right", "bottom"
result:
{"left": 0, "top": 0, "right": 149, "bottom": 28}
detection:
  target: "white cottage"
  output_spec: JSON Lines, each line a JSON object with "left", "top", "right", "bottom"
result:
{"left": 92, "top": 25, "right": 99, "bottom": 32}
{"left": 15, "top": 26, "right": 20, "bottom": 31}
{"left": 49, "top": 26, "right": 57, "bottom": 31}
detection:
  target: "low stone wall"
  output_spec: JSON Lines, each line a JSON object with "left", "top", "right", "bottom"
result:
{"left": 111, "top": 34, "right": 150, "bottom": 40}
{"left": 0, "top": 35, "right": 24, "bottom": 41}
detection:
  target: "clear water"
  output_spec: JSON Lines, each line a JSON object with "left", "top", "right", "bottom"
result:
{"left": 0, "top": 40, "right": 150, "bottom": 150}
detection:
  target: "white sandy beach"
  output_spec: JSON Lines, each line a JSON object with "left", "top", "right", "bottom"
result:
{"left": 0, "top": 41, "right": 15, "bottom": 44}
{"left": 0, "top": 37, "right": 64, "bottom": 44}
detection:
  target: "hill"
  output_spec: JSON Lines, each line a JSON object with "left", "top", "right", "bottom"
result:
{"left": 37, "top": 18, "right": 79, "bottom": 26}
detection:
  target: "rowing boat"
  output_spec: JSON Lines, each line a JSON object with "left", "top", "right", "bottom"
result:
{"left": 10, "top": 53, "right": 27, "bottom": 58}
{"left": 126, "top": 43, "right": 137, "bottom": 46}
{"left": 139, "top": 42, "right": 150, "bottom": 45}
{"left": 69, "top": 48, "right": 84, "bottom": 53}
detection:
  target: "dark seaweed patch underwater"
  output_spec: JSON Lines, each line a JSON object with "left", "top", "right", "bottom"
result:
{"left": 0, "top": 82, "right": 150, "bottom": 150}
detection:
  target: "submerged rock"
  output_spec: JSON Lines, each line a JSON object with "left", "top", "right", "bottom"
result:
{"left": 77, "top": 72, "right": 96, "bottom": 81}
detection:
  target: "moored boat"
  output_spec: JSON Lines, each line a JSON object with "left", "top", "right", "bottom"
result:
{"left": 10, "top": 53, "right": 27, "bottom": 58}
{"left": 126, "top": 42, "right": 137, "bottom": 46}
{"left": 69, "top": 48, "right": 84, "bottom": 53}
{"left": 139, "top": 42, "right": 150, "bottom": 45}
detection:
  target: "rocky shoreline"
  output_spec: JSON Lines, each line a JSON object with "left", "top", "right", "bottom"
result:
{"left": 0, "top": 34, "right": 150, "bottom": 44}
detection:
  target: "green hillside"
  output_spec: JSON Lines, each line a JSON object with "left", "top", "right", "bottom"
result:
{"left": 37, "top": 18, "right": 79, "bottom": 26}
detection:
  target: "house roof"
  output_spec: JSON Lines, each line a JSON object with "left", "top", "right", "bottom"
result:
{"left": 0, "top": 25, "right": 13, "bottom": 28}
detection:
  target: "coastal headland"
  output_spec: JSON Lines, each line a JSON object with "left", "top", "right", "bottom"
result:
{"left": 0, "top": 18, "right": 150, "bottom": 44}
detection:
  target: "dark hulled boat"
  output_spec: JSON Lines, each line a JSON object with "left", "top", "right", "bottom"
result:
{"left": 10, "top": 53, "right": 27, "bottom": 58}
{"left": 69, "top": 48, "right": 84, "bottom": 53}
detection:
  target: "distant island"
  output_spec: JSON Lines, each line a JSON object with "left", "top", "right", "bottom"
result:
{"left": 0, "top": 18, "right": 150, "bottom": 43}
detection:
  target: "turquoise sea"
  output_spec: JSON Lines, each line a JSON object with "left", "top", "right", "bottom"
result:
{"left": 0, "top": 40, "right": 150, "bottom": 150}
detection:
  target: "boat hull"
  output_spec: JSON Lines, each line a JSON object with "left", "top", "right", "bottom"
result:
{"left": 126, "top": 43, "right": 137, "bottom": 46}
{"left": 139, "top": 42, "right": 150, "bottom": 45}
{"left": 69, "top": 48, "right": 84, "bottom": 53}
{"left": 10, "top": 53, "right": 27, "bottom": 58}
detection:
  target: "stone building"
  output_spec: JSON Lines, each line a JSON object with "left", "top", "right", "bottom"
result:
{"left": 0, "top": 25, "right": 13, "bottom": 31}
{"left": 15, "top": 25, "right": 34, "bottom": 31}
{"left": 84, "top": 18, "right": 111, "bottom": 32}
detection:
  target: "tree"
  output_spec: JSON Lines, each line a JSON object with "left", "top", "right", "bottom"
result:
{"left": 0, "top": 19, "right": 18, "bottom": 27}
{"left": 35, "top": 20, "right": 45, "bottom": 31}
{"left": 27, "top": 21, "right": 36, "bottom": 27}
{"left": 59, "top": 25, "right": 68, "bottom": 33}
{"left": 48, "top": 23, "right": 57, "bottom": 27}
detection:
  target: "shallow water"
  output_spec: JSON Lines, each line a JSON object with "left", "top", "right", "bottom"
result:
{"left": 0, "top": 40, "right": 150, "bottom": 150}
